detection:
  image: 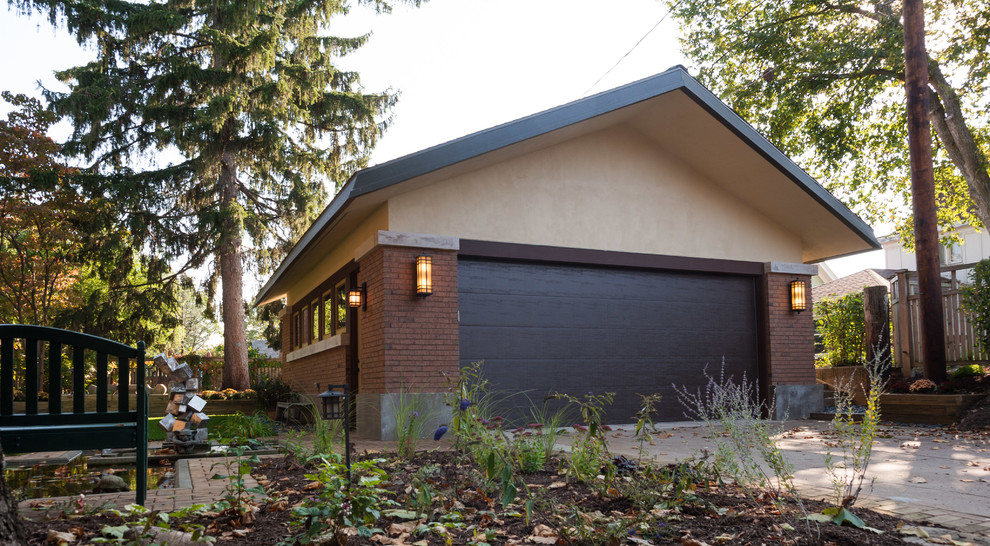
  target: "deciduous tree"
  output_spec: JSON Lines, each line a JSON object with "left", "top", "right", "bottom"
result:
{"left": 11, "top": 0, "right": 419, "bottom": 388}
{"left": 0, "top": 92, "right": 84, "bottom": 325}
{"left": 0, "top": 92, "right": 180, "bottom": 348}
{"left": 666, "top": 0, "right": 990, "bottom": 237}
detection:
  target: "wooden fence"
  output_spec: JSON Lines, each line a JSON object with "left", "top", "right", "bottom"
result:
{"left": 890, "top": 263, "right": 989, "bottom": 376}
{"left": 144, "top": 357, "right": 281, "bottom": 390}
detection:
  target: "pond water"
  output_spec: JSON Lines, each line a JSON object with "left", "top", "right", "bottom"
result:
{"left": 5, "top": 456, "right": 174, "bottom": 500}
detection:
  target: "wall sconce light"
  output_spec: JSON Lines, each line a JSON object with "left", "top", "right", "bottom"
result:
{"left": 790, "top": 279, "right": 807, "bottom": 313}
{"left": 348, "top": 282, "right": 366, "bottom": 310}
{"left": 416, "top": 255, "right": 432, "bottom": 296}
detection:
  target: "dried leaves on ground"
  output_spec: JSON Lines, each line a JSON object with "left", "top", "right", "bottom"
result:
{"left": 21, "top": 449, "right": 949, "bottom": 545}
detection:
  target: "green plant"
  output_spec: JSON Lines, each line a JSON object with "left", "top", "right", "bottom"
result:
{"left": 209, "top": 442, "right": 265, "bottom": 526}
{"left": 553, "top": 391, "right": 615, "bottom": 488}
{"left": 405, "top": 464, "right": 440, "bottom": 518}
{"left": 283, "top": 457, "right": 392, "bottom": 544}
{"left": 964, "top": 259, "right": 990, "bottom": 356}
{"left": 444, "top": 361, "right": 571, "bottom": 523}
{"left": 814, "top": 293, "right": 866, "bottom": 367}
{"left": 252, "top": 378, "right": 293, "bottom": 410}
{"left": 94, "top": 503, "right": 211, "bottom": 544}
{"left": 216, "top": 411, "right": 277, "bottom": 442}
{"left": 951, "top": 364, "right": 985, "bottom": 379}
{"left": 633, "top": 393, "right": 663, "bottom": 465}
{"left": 391, "top": 387, "right": 436, "bottom": 459}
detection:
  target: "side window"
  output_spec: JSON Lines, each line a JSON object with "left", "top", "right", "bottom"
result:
{"left": 311, "top": 299, "right": 320, "bottom": 342}
{"left": 292, "top": 312, "right": 301, "bottom": 348}
{"left": 335, "top": 281, "right": 347, "bottom": 334}
{"left": 301, "top": 306, "right": 310, "bottom": 345}
{"left": 323, "top": 291, "right": 333, "bottom": 337}
{"left": 948, "top": 242, "right": 963, "bottom": 264}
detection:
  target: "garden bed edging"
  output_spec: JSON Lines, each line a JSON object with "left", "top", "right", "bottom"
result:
{"left": 879, "top": 393, "right": 984, "bottom": 425}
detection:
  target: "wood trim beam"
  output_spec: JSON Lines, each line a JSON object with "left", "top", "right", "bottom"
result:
{"left": 458, "top": 239, "right": 765, "bottom": 276}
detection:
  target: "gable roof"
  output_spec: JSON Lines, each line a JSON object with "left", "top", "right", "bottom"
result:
{"left": 256, "top": 65, "right": 879, "bottom": 306}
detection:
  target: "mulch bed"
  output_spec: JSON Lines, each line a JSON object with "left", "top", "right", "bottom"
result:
{"left": 22, "top": 449, "right": 940, "bottom": 545}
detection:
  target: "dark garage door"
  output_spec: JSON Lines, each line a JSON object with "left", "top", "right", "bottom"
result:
{"left": 458, "top": 259, "right": 760, "bottom": 423}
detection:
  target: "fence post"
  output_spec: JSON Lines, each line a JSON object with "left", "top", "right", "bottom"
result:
{"left": 893, "top": 271, "right": 913, "bottom": 377}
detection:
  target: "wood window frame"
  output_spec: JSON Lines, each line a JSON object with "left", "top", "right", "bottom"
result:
{"left": 292, "top": 260, "right": 358, "bottom": 343}
{"left": 334, "top": 280, "right": 347, "bottom": 335}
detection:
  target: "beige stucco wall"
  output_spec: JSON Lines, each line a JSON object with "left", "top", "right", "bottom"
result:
{"left": 387, "top": 125, "right": 802, "bottom": 264}
{"left": 284, "top": 204, "right": 389, "bottom": 304}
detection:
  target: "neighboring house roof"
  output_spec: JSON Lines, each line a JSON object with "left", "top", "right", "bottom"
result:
{"left": 256, "top": 65, "right": 879, "bottom": 306}
{"left": 812, "top": 268, "right": 899, "bottom": 303}
{"left": 249, "top": 339, "right": 279, "bottom": 359}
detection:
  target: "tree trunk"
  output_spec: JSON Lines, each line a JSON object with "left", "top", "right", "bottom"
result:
{"left": 0, "top": 442, "right": 27, "bottom": 543}
{"left": 904, "top": 0, "right": 947, "bottom": 382}
{"left": 863, "top": 285, "right": 892, "bottom": 382}
{"left": 219, "top": 149, "right": 249, "bottom": 391}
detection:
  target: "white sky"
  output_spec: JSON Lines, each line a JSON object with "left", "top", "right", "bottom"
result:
{"left": 0, "top": 0, "right": 884, "bottom": 277}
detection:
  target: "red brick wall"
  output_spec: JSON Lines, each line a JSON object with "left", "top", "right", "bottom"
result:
{"left": 357, "top": 247, "right": 386, "bottom": 394}
{"left": 280, "top": 309, "right": 350, "bottom": 397}
{"left": 357, "top": 246, "right": 459, "bottom": 394}
{"left": 765, "top": 273, "right": 815, "bottom": 385}
{"left": 281, "top": 347, "right": 349, "bottom": 397}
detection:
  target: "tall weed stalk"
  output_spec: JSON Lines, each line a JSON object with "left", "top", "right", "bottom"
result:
{"left": 823, "top": 348, "right": 889, "bottom": 508}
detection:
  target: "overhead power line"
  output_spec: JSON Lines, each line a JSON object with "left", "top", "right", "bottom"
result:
{"left": 581, "top": 0, "right": 685, "bottom": 98}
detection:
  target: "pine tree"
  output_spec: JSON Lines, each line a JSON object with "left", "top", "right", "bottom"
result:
{"left": 11, "top": 0, "right": 418, "bottom": 388}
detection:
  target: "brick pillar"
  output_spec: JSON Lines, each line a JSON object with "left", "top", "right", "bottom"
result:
{"left": 354, "top": 234, "right": 459, "bottom": 439}
{"left": 764, "top": 262, "right": 821, "bottom": 418}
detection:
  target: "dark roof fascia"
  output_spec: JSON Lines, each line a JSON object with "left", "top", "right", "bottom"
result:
{"left": 674, "top": 76, "right": 879, "bottom": 252}
{"left": 254, "top": 177, "right": 357, "bottom": 306}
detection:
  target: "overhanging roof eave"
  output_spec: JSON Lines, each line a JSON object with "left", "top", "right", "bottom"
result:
{"left": 253, "top": 176, "right": 357, "bottom": 306}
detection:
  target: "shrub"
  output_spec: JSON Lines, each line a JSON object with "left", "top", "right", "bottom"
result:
{"left": 252, "top": 378, "right": 292, "bottom": 409}
{"left": 963, "top": 259, "right": 990, "bottom": 356}
{"left": 200, "top": 390, "right": 226, "bottom": 400}
{"left": 674, "top": 360, "right": 794, "bottom": 500}
{"left": 951, "top": 364, "right": 985, "bottom": 379}
{"left": 215, "top": 412, "right": 277, "bottom": 442}
{"left": 814, "top": 293, "right": 866, "bottom": 367}
{"left": 888, "top": 381, "right": 911, "bottom": 393}
{"left": 909, "top": 379, "right": 936, "bottom": 393}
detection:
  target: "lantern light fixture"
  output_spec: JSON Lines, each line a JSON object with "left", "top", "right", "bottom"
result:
{"left": 317, "top": 384, "right": 351, "bottom": 477}
{"left": 790, "top": 278, "right": 807, "bottom": 313}
{"left": 348, "top": 283, "right": 366, "bottom": 310}
{"left": 416, "top": 255, "right": 432, "bottom": 296}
